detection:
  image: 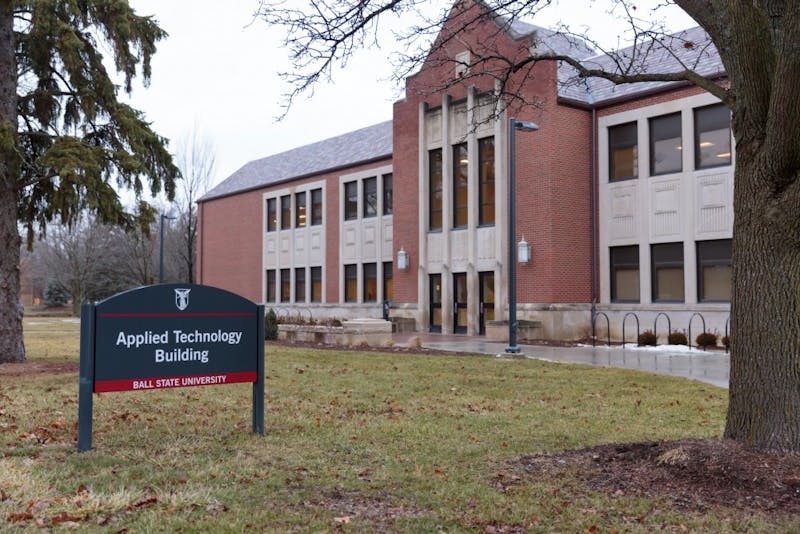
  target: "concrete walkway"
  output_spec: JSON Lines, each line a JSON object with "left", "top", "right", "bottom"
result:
{"left": 394, "top": 333, "right": 729, "bottom": 388}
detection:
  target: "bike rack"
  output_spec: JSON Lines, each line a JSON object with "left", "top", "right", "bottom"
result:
{"left": 621, "top": 312, "right": 640, "bottom": 348}
{"left": 688, "top": 312, "right": 708, "bottom": 351}
{"left": 592, "top": 311, "right": 611, "bottom": 347}
{"left": 653, "top": 312, "right": 672, "bottom": 345}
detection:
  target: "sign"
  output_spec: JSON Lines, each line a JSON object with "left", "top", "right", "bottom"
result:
{"left": 78, "top": 284, "right": 264, "bottom": 451}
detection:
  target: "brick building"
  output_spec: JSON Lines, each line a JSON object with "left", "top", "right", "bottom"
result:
{"left": 197, "top": 1, "right": 732, "bottom": 342}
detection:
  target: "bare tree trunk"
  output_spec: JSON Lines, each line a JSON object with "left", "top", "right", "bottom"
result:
{"left": 724, "top": 151, "right": 800, "bottom": 451}
{"left": 0, "top": 0, "right": 23, "bottom": 363}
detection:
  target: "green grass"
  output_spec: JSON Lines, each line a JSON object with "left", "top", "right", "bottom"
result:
{"left": 0, "top": 318, "right": 794, "bottom": 531}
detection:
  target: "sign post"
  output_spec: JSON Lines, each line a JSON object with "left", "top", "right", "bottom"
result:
{"left": 78, "top": 284, "right": 264, "bottom": 452}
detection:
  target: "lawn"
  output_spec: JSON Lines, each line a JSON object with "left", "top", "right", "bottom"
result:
{"left": 0, "top": 318, "right": 793, "bottom": 531}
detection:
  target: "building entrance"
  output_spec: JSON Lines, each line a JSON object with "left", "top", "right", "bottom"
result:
{"left": 453, "top": 273, "right": 467, "bottom": 334}
{"left": 479, "top": 271, "right": 495, "bottom": 335}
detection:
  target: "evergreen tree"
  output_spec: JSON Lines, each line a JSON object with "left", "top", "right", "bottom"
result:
{"left": 0, "top": 0, "right": 179, "bottom": 363}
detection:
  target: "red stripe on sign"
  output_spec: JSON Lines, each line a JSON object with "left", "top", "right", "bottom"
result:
{"left": 99, "top": 312, "right": 256, "bottom": 318}
{"left": 94, "top": 371, "right": 256, "bottom": 393}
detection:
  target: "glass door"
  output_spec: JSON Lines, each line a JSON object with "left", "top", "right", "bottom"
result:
{"left": 453, "top": 273, "right": 467, "bottom": 334}
{"left": 429, "top": 274, "right": 442, "bottom": 333}
{"left": 479, "top": 271, "right": 494, "bottom": 335}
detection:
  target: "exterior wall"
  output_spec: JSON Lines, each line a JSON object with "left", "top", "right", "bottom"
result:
{"left": 596, "top": 87, "right": 733, "bottom": 341}
{"left": 198, "top": 157, "right": 392, "bottom": 320}
{"left": 197, "top": 189, "right": 263, "bottom": 302}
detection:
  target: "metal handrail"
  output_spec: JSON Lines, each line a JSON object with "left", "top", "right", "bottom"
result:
{"left": 622, "top": 312, "right": 640, "bottom": 348}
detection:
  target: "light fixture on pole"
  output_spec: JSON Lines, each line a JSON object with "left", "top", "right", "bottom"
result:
{"left": 504, "top": 118, "right": 538, "bottom": 355}
{"left": 159, "top": 213, "right": 177, "bottom": 284}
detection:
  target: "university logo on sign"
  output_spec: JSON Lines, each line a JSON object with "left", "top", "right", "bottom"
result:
{"left": 175, "top": 288, "right": 190, "bottom": 310}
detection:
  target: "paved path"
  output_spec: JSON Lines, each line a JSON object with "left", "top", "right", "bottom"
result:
{"left": 395, "top": 334, "right": 729, "bottom": 388}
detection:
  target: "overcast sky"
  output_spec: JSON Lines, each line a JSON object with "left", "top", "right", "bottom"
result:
{"left": 126, "top": 1, "right": 697, "bottom": 196}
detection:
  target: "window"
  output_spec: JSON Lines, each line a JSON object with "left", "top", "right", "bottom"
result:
{"left": 294, "top": 268, "right": 306, "bottom": 302}
{"left": 609, "top": 122, "right": 638, "bottom": 181}
{"left": 311, "top": 188, "right": 323, "bottom": 225}
{"left": 280, "top": 195, "right": 291, "bottom": 229}
{"left": 311, "top": 267, "right": 322, "bottom": 302}
{"left": 429, "top": 149, "right": 443, "bottom": 231}
{"left": 363, "top": 263, "right": 377, "bottom": 302}
{"left": 649, "top": 113, "right": 682, "bottom": 176}
{"left": 695, "top": 103, "right": 731, "bottom": 169}
{"left": 280, "top": 268, "right": 290, "bottom": 302}
{"left": 479, "top": 137, "right": 495, "bottom": 225}
{"left": 363, "top": 177, "right": 377, "bottom": 218}
{"left": 453, "top": 143, "right": 468, "bottom": 228}
{"left": 344, "top": 181, "right": 358, "bottom": 221}
{"left": 383, "top": 262, "right": 393, "bottom": 301}
{"left": 610, "top": 245, "right": 639, "bottom": 302}
{"left": 382, "top": 174, "right": 393, "bottom": 215}
{"left": 266, "top": 270, "right": 276, "bottom": 302}
{"left": 344, "top": 264, "right": 357, "bottom": 302}
{"left": 697, "top": 239, "right": 732, "bottom": 302}
{"left": 295, "top": 192, "right": 307, "bottom": 228}
{"left": 651, "top": 242, "right": 684, "bottom": 302}
{"left": 266, "top": 198, "right": 277, "bottom": 232}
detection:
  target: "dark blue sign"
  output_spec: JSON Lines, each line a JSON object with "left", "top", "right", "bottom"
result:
{"left": 78, "top": 284, "right": 264, "bottom": 451}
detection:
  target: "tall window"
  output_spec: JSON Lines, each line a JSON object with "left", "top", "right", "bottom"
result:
{"left": 363, "top": 177, "right": 377, "bottom": 218}
{"left": 382, "top": 174, "right": 393, "bottom": 215}
{"left": 344, "top": 181, "right": 358, "bottom": 221}
{"left": 363, "top": 263, "right": 377, "bottom": 302}
{"left": 266, "top": 270, "right": 276, "bottom": 302}
{"left": 311, "top": 188, "right": 323, "bottom": 225}
{"left": 478, "top": 137, "right": 495, "bottom": 226}
{"left": 280, "top": 268, "right": 290, "bottom": 302}
{"left": 609, "top": 122, "right": 638, "bottom": 181}
{"left": 311, "top": 266, "right": 322, "bottom": 302}
{"left": 697, "top": 239, "right": 732, "bottom": 302}
{"left": 295, "top": 192, "right": 307, "bottom": 228}
{"left": 295, "top": 268, "right": 306, "bottom": 302}
{"left": 266, "top": 198, "right": 277, "bottom": 232}
{"left": 695, "top": 103, "right": 731, "bottom": 169}
{"left": 344, "top": 264, "right": 357, "bottom": 302}
{"left": 651, "top": 242, "right": 684, "bottom": 302}
{"left": 429, "top": 149, "right": 443, "bottom": 231}
{"left": 452, "top": 143, "right": 468, "bottom": 228}
{"left": 383, "top": 262, "right": 393, "bottom": 301}
{"left": 610, "top": 245, "right": 640, "bottom": 302}
{"left": 280, "top": 195, "right": 291, "bottom": 229}
{"left": 649, "top": 113, "right": 682, "bottom": 176}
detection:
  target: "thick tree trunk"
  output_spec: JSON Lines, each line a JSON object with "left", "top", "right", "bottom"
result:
{"left": 0, "top": 0, "right": 24, "bottom": 364}
{"left": 724, "top": 152, "right": 800, "bottom": 451}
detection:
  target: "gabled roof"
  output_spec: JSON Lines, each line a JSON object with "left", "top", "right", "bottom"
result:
{"left": 200, "top": 120, "right": 393, "bottom": 202}
{"left": 557, "top": 25, "right": 725, "bottom": 105}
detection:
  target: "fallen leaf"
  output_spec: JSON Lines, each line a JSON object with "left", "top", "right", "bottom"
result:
{"left": 334, "top": 515, "right": 352, "bottom": 524}
{"left": 206, "top": 500, "right": 228, "bottom": 513}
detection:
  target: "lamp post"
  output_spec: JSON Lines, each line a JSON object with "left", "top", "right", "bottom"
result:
{"left": 159, "top": 213, "right": 176, "bottom": 284}
{"left": 505, "top": 118, "right": 539, "bottom": 355}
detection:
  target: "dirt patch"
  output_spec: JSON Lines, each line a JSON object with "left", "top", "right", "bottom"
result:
{"left": 0, "top": 361, "right": 78, "bottom": 377}
{"left": 508, "top": 438, "right": 800, "bottom": 514}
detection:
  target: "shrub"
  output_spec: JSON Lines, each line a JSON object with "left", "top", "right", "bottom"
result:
{"left": 43, "top": 282, "right": 69, "bottom": 307}
{"left": 721, "top": 335, "right": 730, "bottom": 350}
{"left": 667, "top": 331, "right": 688, "bottom": 346}
{"left": 695, "top": 332, "right": 719, "bottom": 348}
{"left": 264, "top": 308, "right": 279, "bottom": 341}
{"left": 637, "top": 330, "right": 657, "bottom": 346}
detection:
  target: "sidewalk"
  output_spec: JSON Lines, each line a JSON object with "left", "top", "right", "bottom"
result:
{"left": 393, "top": 333, "right": 729, "bottom": 388}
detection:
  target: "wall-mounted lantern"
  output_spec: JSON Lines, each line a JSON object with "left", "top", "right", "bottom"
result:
{"left": 397, "top": 248, "right": 409, "bottom": 271}
{"left": 518, "top": 237, "right": 531, "bottom": 264}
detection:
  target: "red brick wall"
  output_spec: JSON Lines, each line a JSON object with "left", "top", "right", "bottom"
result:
{"left": 198, "top": 158, "right": 391, "bottom": 304}
{"left": 197, "top": 189, "right": 263, "bottom": 302}
{"left": 597, "top": 84, "right": 709, "bottom": 117}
